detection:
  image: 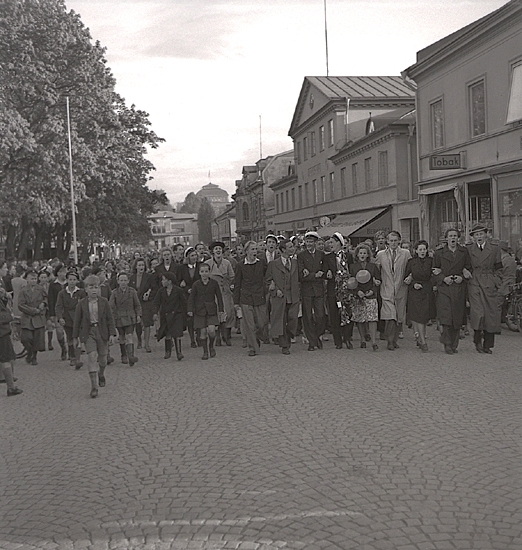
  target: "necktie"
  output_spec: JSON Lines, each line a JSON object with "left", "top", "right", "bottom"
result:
{"left": 391, "top": 249, "right": 397, "bottom": 273}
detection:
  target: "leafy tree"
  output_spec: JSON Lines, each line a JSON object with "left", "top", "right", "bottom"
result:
{"left": 197, "top": 198, "right": 215, "bottom": 245}
{"left": 179, "top": 192, "right": 201, "bottom": 214}
{"left": 0, "top": 0, "right": 164, "bottom": 260}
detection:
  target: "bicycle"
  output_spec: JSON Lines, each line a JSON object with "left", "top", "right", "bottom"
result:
{"left": 504, "top": 282, "right": 522, "bottom": 333}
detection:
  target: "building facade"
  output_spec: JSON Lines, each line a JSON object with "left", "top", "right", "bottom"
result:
{"left": 212, "top": 204, "right": 237, "bottom": 247}
{"left": 271, "top": 76, "right": 419, "bottom": 243}
{"left": 149, "top": 211, "right": 198, "bottom": 249}
{"left": 196, "top": 183, "right": 231, "bottom": 217}
{"left": 403, "top": 0, "right": 522, "bottom": 248}
{"left": 234, "top": 151, "right": 295, "bottom": 242}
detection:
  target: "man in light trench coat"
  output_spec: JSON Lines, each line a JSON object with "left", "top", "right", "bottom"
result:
{"left": 467, "top": 224, "right": 503, "bottom": 354}
{"left": 375, "top": 230, "right": 411, "bottom": 351}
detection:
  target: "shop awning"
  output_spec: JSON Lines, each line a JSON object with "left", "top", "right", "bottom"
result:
{"left": 418, "top": 182, "right": 457, "bottom": 195}
{"left": 317, "top": 207, "right": 389, "bottom": 238}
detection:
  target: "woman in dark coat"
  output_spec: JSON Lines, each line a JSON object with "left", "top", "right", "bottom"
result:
{"left": 129, "top": 258, "right": 157, "bottom": 353}
{"left": 176, "top": 247, "right": 202, "bottom": 348}
{"left": 404, "top": 240, "right": 436, "bottom": 352}
{"left": 152, "top": 272, "right": 186, "bottom": 361}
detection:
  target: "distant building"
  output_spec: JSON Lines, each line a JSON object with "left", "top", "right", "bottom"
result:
{"left": 196, "top": 183, "right": 231, "bottom": 217}
{"left": 234, "top": 151, "right": 295, "bottom": 242}
{"left": 403, "top": 0, "right": 522, "bottom": 247}
{"left": 212, "top": 204, "right": 237, "bottom": 247}
{"left": 271, "top": 76, "right": 418, "bottom": 243}
{"left": 149, "top": 210, "right": 198, "bottom": 249}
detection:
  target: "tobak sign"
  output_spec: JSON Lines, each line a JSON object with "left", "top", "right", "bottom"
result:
{"left": 429, "top": 154, "right": 462, "bottom": 170}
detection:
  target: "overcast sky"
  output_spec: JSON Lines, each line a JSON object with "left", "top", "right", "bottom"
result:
{"left": 65, "top": 0, "right": 506, "bottom": 206}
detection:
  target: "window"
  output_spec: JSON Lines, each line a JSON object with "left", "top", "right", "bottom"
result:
{"left": 364, "top": 158, "right": 372, "bottom": 191}
{"left": 329, "top": 172, "right": 335, "bottom": 200}
{"left": 304, "top": 182, "right": 310, "bottom": 206}
{"left": 242, "top": 202, "right": 249, "bottom": 221}
{"left": 328, "top": 119, "right": 334, "bottom": 147}
{"left": 312, "top": 179, "right": 318, "bottom": 204}
{"left": 352, "top": 163, "right": 358, "bottom": 194}
{"left": 507, "top": 62, "right": 522, "bottom": 124}
{"left": 310, "top": 132, "right": 316, "bottom": 157}
{"left": 320, "top": 176, "right": 326, "bottom": 202}
{"left": 296, "top": 141, "right": 301, "bottom": 165}
{"left": 430, "top": 99, "right": 445, "bottom": 149}
{"left": 276, "top": 194, "right": 280, "bottom": 214}
{"left": 378, "top": 151, "right": 388, "bottom": 187}
{"left": 285, "top": 190, "right": 289, "bottom": 212}
{"left": 469, "top": 80, "right": 486, "bottom": 137}
{"left": 298, "top": 185, "right": 303, "bottom": 209}
{"left": 291, "top": 188, "right": 296, "bottom": 210}
{"left": 303, "top": 136, "right": 308, "bottom": 161}
{"left": 319, "top": 125, "right": 325, "bottom": 151}
{"left": 340, "top": 167, "right": 347, "bottom": 197}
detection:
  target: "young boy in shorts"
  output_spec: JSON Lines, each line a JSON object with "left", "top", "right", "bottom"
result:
{"left": 73, "top": 275, "right": 116, "bottom": 398}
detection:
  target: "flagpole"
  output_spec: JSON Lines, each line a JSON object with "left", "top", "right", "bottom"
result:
{"left": 324, "top": 0, "right": 329, "bottom": 76}
{"left": 66, "top": 96, "right": 78, "bottom": 264}
{"left": 259, "top": 115, "right": 263, "bottom": 158}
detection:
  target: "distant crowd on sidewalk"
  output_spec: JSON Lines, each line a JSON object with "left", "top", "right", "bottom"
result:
{"left": 1, "top": 224, "right": 520, "bottom": 399}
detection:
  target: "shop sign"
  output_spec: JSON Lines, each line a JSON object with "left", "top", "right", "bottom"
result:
{"left": 429, "top": 154, "right": 462, "bottom": 170}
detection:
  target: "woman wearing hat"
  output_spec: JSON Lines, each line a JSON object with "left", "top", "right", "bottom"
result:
{"left": 404, "top": 240, "right": 436, "bottom": 352}
{"left": 349, "top": 244, "right": 381, "bottom": 351}
{"left": 206, "top": 241, "right": 235, "bottom": 346}
{"left": 467, "top": 224, "right": 502, "bottom": 353}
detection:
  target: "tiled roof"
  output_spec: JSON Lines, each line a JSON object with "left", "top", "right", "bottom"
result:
{"left": 307, "top": 76, "right": 414, "bottom": 100}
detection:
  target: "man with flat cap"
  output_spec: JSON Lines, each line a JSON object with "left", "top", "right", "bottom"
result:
{"left": 298, "top": 230, "right": 326, "bottom": 351}
{"left": 467, "top": 224, "right": 502, "bottom": 353}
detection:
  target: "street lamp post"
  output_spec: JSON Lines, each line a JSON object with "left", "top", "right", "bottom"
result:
{"left": 66, "top": 96, "right": 78, "bottom": 264}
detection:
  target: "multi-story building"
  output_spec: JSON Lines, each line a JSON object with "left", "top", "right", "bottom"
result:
{"left": 234, "top": 151, "right": 295, "bottom": 242}
{"left": 271, "top": 76, "right": 418, "bottom": 243}
{"left": 196, "top": 182, "right": 231, "bottom": 217}
{"left": 403, "top": 0, "right": 522, "bottom": 247}
{"left": 212, "top": 204, "right": 237, "bottom": 248}
{"left": 148, "top": 210, "right": 198, "bottom": 249}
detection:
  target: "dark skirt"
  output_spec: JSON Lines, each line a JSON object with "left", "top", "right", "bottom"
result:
{"left": 407, "top": 286, "right": 436, "bottom": 324}
{"left": 141, "top": 301, "right": 155, "bottom": 327}
{"left": 0, "top": 333, "right": 17, "bottom": 363}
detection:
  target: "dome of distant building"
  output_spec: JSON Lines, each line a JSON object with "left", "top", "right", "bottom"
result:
{"left": 196, "top": 182, "right": 229, "bottom": 202}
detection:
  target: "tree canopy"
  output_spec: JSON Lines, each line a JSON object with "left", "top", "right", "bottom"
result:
{"left": 0, "top": 0, "right": 166, "bottom": 260}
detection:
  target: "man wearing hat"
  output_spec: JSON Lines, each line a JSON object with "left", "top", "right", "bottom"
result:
{"left": 325, "top": 232, "right": 352, "bottom": 349}
{"left": 264, "top": 234, "right": 280, "bottom": 265}
{"left": 467, "top": 224, "right": 502, "bottom": 353}
{"left": 298, "top": 231, "right": 327, "bottom": 351}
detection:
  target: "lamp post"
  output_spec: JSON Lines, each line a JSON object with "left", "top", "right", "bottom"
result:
{"left": 66, "top": 96, "right": 78, "bottom": 264}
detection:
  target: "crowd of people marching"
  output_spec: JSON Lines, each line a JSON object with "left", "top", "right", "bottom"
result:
{"left": 0, "top": 223, "right": 519, "bottom": 399}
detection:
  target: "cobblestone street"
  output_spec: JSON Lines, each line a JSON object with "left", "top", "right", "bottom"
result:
{"left": 2, "top": 327, "right": 521, "bottom": 550}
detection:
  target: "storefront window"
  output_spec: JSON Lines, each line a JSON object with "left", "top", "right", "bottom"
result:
{"left": 499, "top": 173, "right": 522, "bottom": 251}
{"left": 428, "top": 190, "right": 459, "bottom": 245}
{"left": 468, "top": 181, "right": 493, "bottom": 233}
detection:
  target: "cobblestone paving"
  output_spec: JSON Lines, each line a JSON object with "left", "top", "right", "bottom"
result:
{"left": 1, "top": 327, "right": 521, "bottom": 550}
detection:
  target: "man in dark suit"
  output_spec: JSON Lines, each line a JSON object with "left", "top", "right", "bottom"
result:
{"left": 176, "top": 247, "right": 202, "bottom": 348}
{"left": 298, "top": 231, "right": 326, "bottom": 351}
{"left": 265, "top": 239, "right": 300, "bottom": 354}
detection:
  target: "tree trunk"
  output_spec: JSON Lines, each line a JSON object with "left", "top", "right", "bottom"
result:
{"left": 6, "top": 224, "right": 17, "bottom": 259}
{"left": 16, "top": 218, "right": 33, "bottom": 260}
{"left": 33, "top": 223, "right": 45, "bottom": 260}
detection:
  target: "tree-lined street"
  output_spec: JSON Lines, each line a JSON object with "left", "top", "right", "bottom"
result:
{"left": 2, "top": 328, "right": 521, "bottom": 550}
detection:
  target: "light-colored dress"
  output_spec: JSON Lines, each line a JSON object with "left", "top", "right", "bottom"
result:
{"left": 205, "top": 257, "right": 236, "bottom": 328}
{"left": 375, "top": 247, "right": 411, "bottom": 323}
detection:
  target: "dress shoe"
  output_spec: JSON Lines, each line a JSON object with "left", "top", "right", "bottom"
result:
{"left": 372, "top": 344, "right": 379, "bottom": 351}
{"left": 345, "top": 340, "right": 353, "bottom": 350}
{"left": 248, "top": 349, "right": 256, "bottom": 356}
{"left": 475, "top": 344, "right": 485, "bottom": 354}
{"left": 307, "top": 345, "right": 316, "bottom": 351}
{"left": 282, "top": 348, "right": 290, "bottom": 355}
{"left": 145, "top": 346, "right": 152, "bottom": 353}
{"left": 452, "top": 348, "right": 458, "bottom": 354}
{"left": 107, "top": 355, "right": 115, "bottom": 364}
{"left": 387, "top": 343, "right": 395, "bottom": 351}
{"left": 335, "top": 344, "right": 343, "bottom": 349}
{"left": 444, "top": 345, "right": 454, "bottom": 355}
{"left": 420, "top": 343, "right": 428, "bottom": 353}
{"left": 7, "top": 387, "right": 23, "bottom": 397}
{"left": 90, "top": 388, "right": 98, "bottom": 398}
{"left": 483, "top": 348, "right": 492, "bottom": 354}
{"left": 360, "top": 341, "right": 366, "bottom": 349}
{"left": 190, "top": 342, "right": 198, "bottom": 348}
{"left": 393, "top": 342, "right": 399, "bottom": 349}
{"left": 98, "top": 374, "right": 106, "bottom": 387}
{"left": 364, "top": 333, "right": 371, "bottom": 342}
